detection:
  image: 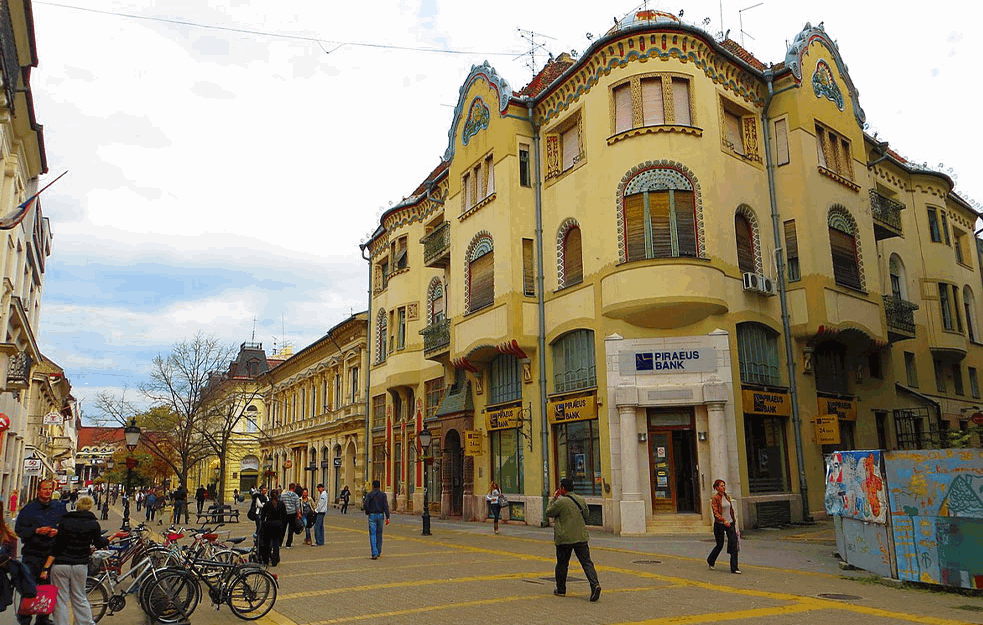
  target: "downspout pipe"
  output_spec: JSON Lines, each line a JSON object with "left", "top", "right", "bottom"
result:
{"left": 360, "top": 242, "right": 374, "bottom": 488}
{"left": 761, "top": 70, "right": 812, "bottom": 523}
{"left": 527, "top": 100, "right": 551, "bottom": 527}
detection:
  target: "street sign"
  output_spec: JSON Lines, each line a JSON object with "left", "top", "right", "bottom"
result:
{"left": 43, "top": 412, "right": 63, "bottom": 426}
{"left": 464, "top": 430, "right": 483, "bottom": 456}
{"left": 972, "top": 412, "right": 983, "bottom": 426}
{"left": 815, "top": 414, "right": 840, "bottom": 445}
{"left": 24, "top": 458, "right": 42, "bottom": 477}
{"left": 0, "top": 413, "right": 9, "bottom": 432}
{"left": 333, "top": 457, "right": 342, "bottom": 467}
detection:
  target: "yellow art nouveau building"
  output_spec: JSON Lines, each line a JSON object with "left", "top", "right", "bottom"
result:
{"left": 361, "top": 10, "right": 983, "bottom": 533}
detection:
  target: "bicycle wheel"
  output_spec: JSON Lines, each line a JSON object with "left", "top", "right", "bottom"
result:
{"left": 226, "top": 569, "right": 278, "bottom": 620}
{"left": 85, "top": 577, "right": 110, "bottom": 623}
{"left": 142, "top": 546, "right": 183, "bottom": 569}
{"left": 141, "top": 568, "right": 200, "bottom": 623}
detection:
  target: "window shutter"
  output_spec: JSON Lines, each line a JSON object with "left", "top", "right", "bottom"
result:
{"left": 614, "top": 84, "right": 633, "bottom": 133}
{"left": 469, "top": 251, "right": 494, "bottom": 311}
{"left": 649, "top": 191, "right": 673, "bottom": 258}
{"left": 563, "top": 227, "right": 583, "bottom": 286}
{"left": 485, "top": 155, "right": 495, "bottom": 195}
{"left": 839, "top": 138, "right": 853, "bottom": 178}
{"left": 774, "top": 119, "right": 789, "bottom": 165}
{"left": 829, "top": 227, "right": 861, "bottom": 289}
{"left": 476, "top": 165, "right": 486, "bottom": 199}
{"left": 735, "top": 214, "right": 755, "bottom": 273}
{"left": 561, "top": 124, "right": 579, "bottom": 171}
{"left": 522, "top": 238, "right": 535, "bottom": 296}
{"left": 725, "top": 111, "right": 744, "bottom": 154}
{"left": 624, "top": 194, "right": 647, "bottom": 262}
{"left": 784, "top": 220, "right": 799, "bottom": 262}
{"left": 431, "top": 289, "right": 444, "bottom": 323}
{"left": 815, "top": 127, "right": 828, "bottom": 168}
{"left": 641, "top": 78, "right": 665, "bottom": 126}
{"left": 673, "top": 190, "right": 698, "bottom": 257}
{"left": 671, "top": 79, "right": 691, "bottom": 125}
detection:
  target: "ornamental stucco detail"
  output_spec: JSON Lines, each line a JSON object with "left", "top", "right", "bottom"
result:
{"left": 444, "top": 62, "right": 512, "bottom": 161}
{"left": 785, "top": 22, "right": 866, "bottom": 127}
{"left": 735, "top": 204, "right": 764, "bottom": 275}
{"left": 615, "top": 161, "right": 706, "bottom": 263}
{"left": 462, "top": 97, "right": 490, "bottom": 145}
{"left": 828, "top": 204, "right": 865, "bottom": 290}
{"left": 812, "top": 59, "right": 844, "bottom": 111}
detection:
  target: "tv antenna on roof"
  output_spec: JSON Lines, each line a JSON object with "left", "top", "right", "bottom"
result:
{"left": 516, "top": 28, "right": 555, "bottom": 76}
{"left": 738, "top": 2, "right": 764, "bottom": 47}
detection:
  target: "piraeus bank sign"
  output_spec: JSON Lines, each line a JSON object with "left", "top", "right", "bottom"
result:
{"left": 619, "top": 347, "right": 716, "bottom": 374}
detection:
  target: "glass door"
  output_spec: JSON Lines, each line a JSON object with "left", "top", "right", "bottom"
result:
{"left": 649, "top": 432, "right": 675, "bottom": 513}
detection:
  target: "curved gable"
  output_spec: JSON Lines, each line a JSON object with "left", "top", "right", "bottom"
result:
{"left": 785, "top": 23, "right": 866, "bottom": 128}
{"left": 443, "top": 61, "right": 512, "bottom": 161}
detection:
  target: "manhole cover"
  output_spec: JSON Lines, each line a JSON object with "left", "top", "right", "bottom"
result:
{"left": 632, "top": 560, "right": 662, "bottom": 564}
{"left": 539, "top": 576, "right": 585, "bottom": 582}
{"left": 817, "top": 593, "right": 862, "bottom": 601}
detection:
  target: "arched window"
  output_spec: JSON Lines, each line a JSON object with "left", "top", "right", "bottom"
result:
{"left": 964, "top": 285, "right": 978, "bottom": 343}
{"left": 245, "top": 405, "right": 258, "bottom": 433}
{"left": 557, "top": 221, "right": 583, "bottom": 288}
{"left": 376, "top": 309, "right": 388, "bottom": 363}
{"left": 735, "top": 213, "right": 755, "bottom": 274}
{"left": 552, "top": 329, "right": 596, "bottom": 392}
{"left": 427, "top": 278, "right": 445, "bottom": 324}
{"left": 488, "top": 354, "right": 521, "bottom": 405}
{"left": 888, "top": 254, "right": 907, "bottom": 300}
{"left": 828, "top": 207, "right": 862, "bottom": 290}
{"left": 623, "top": 167, "right": 698, "bottom": 261}
{"left": 736, "top": 323, "right": 781, "bottom": 386}
{"left": 466, "top": 234, "right": 494, "bottom": 313}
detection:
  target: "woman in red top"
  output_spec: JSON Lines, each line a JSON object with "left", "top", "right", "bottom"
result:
{"left": 7, "top": 490, "right": 17, "bottom": 515}
{"left": 706, "top": 479, "right": 740, "bottom": 574}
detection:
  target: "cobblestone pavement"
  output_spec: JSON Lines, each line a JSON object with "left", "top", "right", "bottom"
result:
{"left": 82, "top": 506, "right": 982, "bottom": 625}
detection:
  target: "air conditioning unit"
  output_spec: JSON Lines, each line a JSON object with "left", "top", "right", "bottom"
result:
{"left": 743, "top": 272, "right": 777, "bottom": 296}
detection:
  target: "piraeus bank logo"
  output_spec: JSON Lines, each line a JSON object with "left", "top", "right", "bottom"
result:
{"left": 621, "top": 347, "right": 716, "bottom": 374}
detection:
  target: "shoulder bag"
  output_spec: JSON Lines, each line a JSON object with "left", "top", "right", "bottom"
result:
{"left": 563, "top": 493, "right": 589, "bottom": 522}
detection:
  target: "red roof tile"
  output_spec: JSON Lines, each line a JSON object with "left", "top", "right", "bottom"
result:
{"left": 410, "top": 160, "right": 450, "bottom": 197}
{"left": 76, "top": 427, "right": 124, "bottom": 449}
{"left": 517, "top": 53, "right": 575, "bottom": 98}
{"left": 720, "top": 39, "right": 766, "bottom": 71}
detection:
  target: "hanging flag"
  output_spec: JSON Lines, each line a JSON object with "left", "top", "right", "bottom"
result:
{"left": 0, "top": 170, "right": 68, "bottom": 230}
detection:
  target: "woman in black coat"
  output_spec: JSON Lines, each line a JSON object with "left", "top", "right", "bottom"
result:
{"left": 41, "top": 496, "right": 108, "bottom": 625}
{"left": 258, "top": 491, "right": 287, "bottom": 567}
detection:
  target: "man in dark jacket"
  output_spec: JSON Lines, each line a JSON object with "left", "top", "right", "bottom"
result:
{"left": 13, "top": 480, "right": 66, "bottom": 625}
{"left": 172, "top": 485, "right": 189, "bottom": 525}
{"left": 362, "top": 480, "right": 390, "bottom": 560}
{"left": 546, "top": 477, "right": 600, "bottom": 602}
{"left": 195, "top": 485, "right": 207, "bottom": 515}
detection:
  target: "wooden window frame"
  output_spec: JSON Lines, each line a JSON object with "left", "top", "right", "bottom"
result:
{"left": 784, "top": 220, "right": 800, "bottom": 281}
{"left": 624, "top": 188, "right": 698, "bottom": 262}
{"left": 552, "top": 329, "right": 596, "bottom": 393}
{"left": 608, "top": 73, "right": 697, "bottom": 141}
{"left": 815, "top": 122, "right": 854, "bottom": 180}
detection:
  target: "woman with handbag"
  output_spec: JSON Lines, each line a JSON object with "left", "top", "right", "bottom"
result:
{"left": 485, "top": 482, "right": 504, "bottom": 535}
{"left": 300, "top": 489, "right": 316, "bottom": 546}
{"left": 258, "top": 491, "right": 287, "bottom": 567}
{"left": 706, "top": 479, "right": 741, "bottom": 574}
{"left": 40, "top": 496, "right": 108, "bottom": 625}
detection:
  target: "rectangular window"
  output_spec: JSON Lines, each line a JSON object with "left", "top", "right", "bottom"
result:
{"left": 928, "top": 208, "right": 942, "bottom": 242}
{"left": 939, "top": 283, "right": 955, "bottom": 331}
{"left": 372, "top": 394, "right": 386, "bottom": 428}
{"left": 904, "top": 352, "right": 918, "bottom": 387}
{"left": 737, "top": 324, "right": 781, "bottom": 386}
{"left": 397, "top": 307, "right": 406, "bottom": 350}
{"left": 378, "top": 258, "right": 390, "bottom": 290}
{"left": 522, "top": 238, "right": 535, "bottom": 296}
{"left": 518, "top": 144, "right": 531, "bottom": 187}
{"left": 815, "top": 123, "right": 852, "bottom": 179}
{"left": 485, "top": 154, "right": 495, "bottom": 195}
{"left": 388, "top": 310, "right": 395, "bottom": 353}
{"left": 489, "top": 355, "right": 522, "bottom": 405}
{"left": 371, "top": 440, "right": 385, "bottom": 484}
{"left": 625, "top": 189, "right": 697, "bottom": 261}
{"left": 829, "top": 227, "right": 861, "bottom": 290}
{"left": 554, "top": 420, "right": 601, "bottom": 495}
{"left": 774, "top": 118, "right": 790, "bottom": 166}
{"left": 561, "top": 123, "right": 579, "bottom": 171}
{"left": 334, "top": 374, "right": 342, "bottom": 410}
{"left": 934, "top": 359, "right": 946, "bottom": 393}
{"left": 469, "top": 250, "right": 494, "bottom": 311}
{"left": 671, "top": 78, "right": 691, "bottom": 125}
{"left": 553, "top": 330, "right": 597, "bottom": 392}
{"left": 784, "top": 220, "right": 800, "bottom": 281}
{"left": 490, "top": 428, "right": 523, "bottom": 493}
{"left": 614, "top": 83, "right": 633, "bottom": 132}
{"left": 954, "top": 228, "right": 970, "bottom": 266}
{"left": 392, "top": 236, "right": 408, "bottom": 270}
{"left": 868, "top": 352, "right": 883, "bottom": 379}
{"left": 462, "top": 172, "right": 471, "bottom": 209}
{"left": 875, "top": 411, "right": 889, "bottom": 450}
{"left": 724, "top": 109, "right": 745, "bottom": 155}
{"left": 745, "top": 415, "right": 790, "bottom": 493}
{"left": 640, "top": 77, "right": 665, "bottom": 126}
{"left": 349, "top": 366, "right": 359, "bottom": 403}
{"left": 954, "top": 285, "right": 964, "bottom": 333}
{"left": 940, "top": 212, "right": 951, "bottom": 246}
{"left": 970, "top": 367, "right": 980, "bottom": 399}
{"left": 952, "top": 364, "right": 965, "bottom": 396}
{"left": 424, "top": 377, "right": 445, "bottom": 419}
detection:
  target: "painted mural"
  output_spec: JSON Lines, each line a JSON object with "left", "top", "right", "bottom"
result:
{"left": 834, "top": 516, "right": 894, "bottom": 578}
{"left": 824, "top": 450, "right": 887, "bottom": 524}
{"left": 884, "top": 449, "right": 983, "bottom": 589}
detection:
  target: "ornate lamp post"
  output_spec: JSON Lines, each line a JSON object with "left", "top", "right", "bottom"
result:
{"left": 121, "top": 418, "right": 141, "bottom": 528}
{"left": 418, "top": 428, "right": 433, "bottom": 536}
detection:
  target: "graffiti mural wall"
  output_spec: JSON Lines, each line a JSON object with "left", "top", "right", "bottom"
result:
{"left": 824, "top": 450, "right": 888, "bottom": 523}
{"left": 884, "top": 449, "right": 983, "bottom": 589}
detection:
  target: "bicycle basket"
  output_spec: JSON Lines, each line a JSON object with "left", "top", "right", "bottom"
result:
{"left": 89, "top": 550, "right": 114, "bottom": 575}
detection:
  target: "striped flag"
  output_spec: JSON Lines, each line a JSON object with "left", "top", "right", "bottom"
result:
{"left": 0, "top": 170, "right": 67, "bottom": 230}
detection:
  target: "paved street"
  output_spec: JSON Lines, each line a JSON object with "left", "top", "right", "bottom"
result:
{"left": 87, "top": 506, "right": 982, "bottom": 625}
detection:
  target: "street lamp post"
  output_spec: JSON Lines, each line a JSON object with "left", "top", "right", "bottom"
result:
{"left": 418, "top": 428, "right": 433, "bottom": 536}
{"left": 121, "top": 418, "right": 142, "bottom": 529}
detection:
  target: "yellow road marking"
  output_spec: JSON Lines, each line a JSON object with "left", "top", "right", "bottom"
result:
{"left": 276, "top": 550, "right": 451, "bottom": 565}
{"left": 279, "top": 570, "right": 555, "bottom": 600}
{"left": 301, "top": 585, "right": 668, "bottom": 625}
{"left": 611, "top": 603, "right": 822, "bottom": 624}
{"left": 277, "top": 557, "right": 517, "bottom": 579}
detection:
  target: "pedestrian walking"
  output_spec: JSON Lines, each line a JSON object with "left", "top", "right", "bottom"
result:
{"left": 258, "top": 490, "right": 286, "bottom": 567}
{"left": 13, "top": 479, "right": 67, "bottom": 625}
{"left": 314, "top": 484, "right": 328, "bottom": 546}
{"left": 249, "top": 487, "right": 269, "bottom": 537}
{"left": 300, "top": 489, "right": 316, "bottom": 545}
{"left": 194, "top": 485, "right": 207, "bottom": 516}
{"left": 362, "top": 480, "right": 389, "bottom": 560}
{"left": 339, "top": 485, "right": 350, "bottom": 514}
{"left": 40, "top": 495, "right": 108, "bottom": 625}
{"left": 546, "top": 477, "right": 601, "bottom": 602}
{"left": 233, "top": 489, "right": 241, "bottom": 508}
{"left": 135, "top": 490, "right": 144, "bottom": 512}
{"left": 100, "top": 496, "right": 109, "bottom": 521}
{"left": 8, "top": 489, "right": 18, "bottom": 515}
{"left": 145, "top": 490, "right": 158, "bottom": 524}
{"left": 280, "top": 484, "right": 300, "bottom": 549}
{"left": 486, "top": 481, "right": 504, "bottom": 534}
{"left": 171, "top": 485, "right": 188, "bottom": 525}
{"left": 706, "top": 479, "right": 741, "bottom": 574}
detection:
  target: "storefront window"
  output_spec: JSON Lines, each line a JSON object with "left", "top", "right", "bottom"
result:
{"left": 371, "top": 441, "right": 385, "bottom": 484}
{"left": 744, "top": 415, "right": 790, "bottom": 493}
{"left": 425, "top": 438, "right": 441, "bottom": 508}
{"left": 555, "top": 419, "right": 601, "bottom": 495}
{"left": 490, "top": 428, "right": 523, "bottom": 492}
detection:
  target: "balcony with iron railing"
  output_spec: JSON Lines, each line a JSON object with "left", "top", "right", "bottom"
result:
{"left": 883, "top": 294, "right": 918, "bottom": 341}
{"left": 420, "top": 317, "right": 451, "bottom": 357}
{"left": 421, "top": 221, "right": 450, "bottom": 267}
{"left": 870, "top": 190, "right": 905, "bottom": 240}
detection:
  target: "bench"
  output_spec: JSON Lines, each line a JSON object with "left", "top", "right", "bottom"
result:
{"left": 195, "top": 504, "right": 240, "bottom": 524}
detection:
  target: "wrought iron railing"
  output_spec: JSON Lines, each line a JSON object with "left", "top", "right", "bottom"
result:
{"left": 421, "top": 317, "right": 450, "bottom": 354}
{"left": 421, "top": 222, "right": 450, "bottom": 265}
{"left": 883, "top": 294, "right": 918, "bottom": 335}
{"left": 870, "top": 190, "right": 905, "bottom": 232}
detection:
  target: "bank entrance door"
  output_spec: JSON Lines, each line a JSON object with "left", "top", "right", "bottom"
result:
{"left": 647, "top": 407, "right": 699, "bottom": 514}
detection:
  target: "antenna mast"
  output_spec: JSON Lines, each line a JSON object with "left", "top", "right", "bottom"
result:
{"left": 516, "top": 28, "right": 556, "bottom": 76}
{"left": 738, "top": 2, "right": 764, "bottom": 47}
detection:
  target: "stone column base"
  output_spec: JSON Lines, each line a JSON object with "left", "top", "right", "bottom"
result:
{"left": 620, "top": 499, "right": 647, "bottom": 535}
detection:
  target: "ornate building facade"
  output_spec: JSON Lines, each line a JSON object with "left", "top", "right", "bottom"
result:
{"left": 360, "top": 10, "right": 983, "bottom": 534}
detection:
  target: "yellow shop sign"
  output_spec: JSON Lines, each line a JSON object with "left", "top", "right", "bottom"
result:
{"left": 548, "top": 394, "right": 598, "bottom": 424}
{"left": 815, "top": 414, "right": 840, "bottom": 445}
{"left": 464, "top": 430, "right": 483, "bottom": 456}
{"left": 817, "top": 397, "right": 857, "bottom": 421}
{"left": 485, "top": 405, "right": 522, "bottom": 431}
{"left": 742, "top": 389, "right": 791, "bottom": 416}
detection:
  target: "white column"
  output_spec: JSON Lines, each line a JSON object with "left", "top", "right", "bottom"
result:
{"left": 706, "top": 401, "right": 729, "bottom": 486}
{"left": 615, "top": 385, "right": 646, "bottom": 535}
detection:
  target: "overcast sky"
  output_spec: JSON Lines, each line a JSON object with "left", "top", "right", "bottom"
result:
{"left": 28, "top": 1, "right": 980, "bottom": 419}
